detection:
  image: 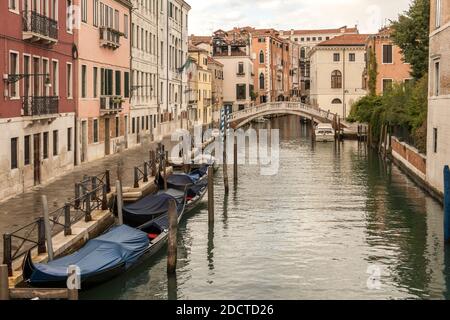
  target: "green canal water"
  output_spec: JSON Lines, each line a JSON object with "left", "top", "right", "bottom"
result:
{"left": 83, "top": 116, "right": 450, "bottom": 300}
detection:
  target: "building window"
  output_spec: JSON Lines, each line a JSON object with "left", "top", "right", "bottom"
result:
{"left": 24, "top": 135, "right": 31, "bottom": 166}
{"left": 236, "top": 84, "right": 246, "bottom": 100}
{"left": 115, "top": 71, "right": 121, "bottom": 96}
{"left": 436, "top": 0, "right": 441, "bottom": 28}
{"left": 434, "top": 61, "right": 440, "bottom": 96}
{"left": 81, "top": 0, "right": 87, "bottom": 22}
{"left": 259, "top": 51, "right": 264, "bottom": 64}
{"left": 349, "top": 53, "right": 356, "bottom": 62}
{"left": 382, "top": 79, "right": 393, "bottom": 93}
{"left": 81, "top": 65, "right": 87, "bottom": 98}
{"left": 124, "top": 72, "right": 130, "bottom": 98}
{"left": 259, "top": 73, "right": 265, "bottom": 89}
{"left": 333, "top": 53, "right": 340, "bottom": 62}
{"left": 53, "top": 130, "right": 58, "bottom": 156}
{"left": 43, "top": 132, "right": 49, "bottom": 159}
{"left": 124, "top": 14, "right": 129, "bottom": 38}
{"left": 52, "top": 60, "right": 59, "bottom": 96}
{"left": 93, "top": 0, "right": 99, "bottom": 26}
{"left": 332, "top": 98, "right": 342, "bottom": 104}
{"left": 67, "top": 127, "right": 72, "bottom": 152}
{"left": 382, "top": 45, "right": 393, "bottom": 64}
{"left": 9, "top": 52, "right": 19, "bottom": 98}
{"left": 331, "top": 70, "right": 342, "bottom": 89}
{"left": 11, "top": 138, "right": 18, "bottom": 170}
{"left": 115, "top": 117, "right": 120, "bottom": 137}
{"left": 238, "top": 62, "right": 244, "bottom": 75}
{"left": 433, "top": 128, "right": 438, "bottom": 153}
{"left": 67, "top": 63, "right": 73, "bottom": 98}
{"left": 93, "top": 119, "right": 99, "bottom": 143}
{"left": 132, "top": 118, "right": 136, "bottom": 134}
{"left": 8, "top": 0, "right": 18, "bottom": 11}
{"left": 93, "top": 67, "right": 98, "bottom": 98}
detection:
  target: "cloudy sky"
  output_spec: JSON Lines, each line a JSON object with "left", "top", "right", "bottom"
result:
{"left": 187, "top": 0, "right": 412, "bottom": 35}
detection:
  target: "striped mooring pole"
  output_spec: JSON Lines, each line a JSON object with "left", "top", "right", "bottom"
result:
{"left": 444, "top": 166, "right": 450, "bottom": 243}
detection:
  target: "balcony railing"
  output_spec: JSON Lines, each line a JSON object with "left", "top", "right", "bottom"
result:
{"left": 22, "top": 11, "right": 58, "bottom": 44}
{"left": 100, "top": 27, "right": 122, "bottom": 49}
{"left": 22, "top": 96, "right": 59, "bottom": 117}
{"left": 100, "top": 95, "right": 124, "bottom": 115}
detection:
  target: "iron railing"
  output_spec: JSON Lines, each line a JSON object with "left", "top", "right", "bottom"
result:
{"left": 3, "top": 170, "right": 111, "bottom": 276}
{"left": 23, "top": 96, "right": 59, "bottom": 117}
{"left": 100, "top": 96, "right": 123, "bottom": 113}
{"left": 99, "top": 27, "right": 121, "bottom": 48}
{"left": 22, "top": 10, "right": 58, "bottom": 40}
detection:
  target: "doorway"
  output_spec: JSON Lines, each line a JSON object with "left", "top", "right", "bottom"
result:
{"left": 33, "top": 133, "right": 41, "bottom": 185}
{"left": 81, "top": 120, "right": 87, "bottom": 163}
{"left": 104, "top": 118, "right": 111, "bottom": 155}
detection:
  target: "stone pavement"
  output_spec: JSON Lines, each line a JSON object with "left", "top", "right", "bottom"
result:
{"left": 0, "top": 139, "right": 175, "bottom": 258}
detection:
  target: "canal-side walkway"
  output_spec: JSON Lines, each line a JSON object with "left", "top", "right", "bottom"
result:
{"left": 0, "top": 143, "right": 156, "bottom": 258}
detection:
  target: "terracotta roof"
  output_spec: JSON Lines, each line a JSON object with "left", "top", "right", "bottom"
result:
{"left": 189, "top": 35, "right": 212, "bottom": 45}
{"left": 317, "top": 34, "right": 370, "bottom": 46}
{"left": 188, "top": 44, "right": 208, "bottom": 53}
{"left": 207, "top": 56, "right": 224, "bottom": 67}
{"left": 282, "top": 26, "right": 359, "bottom": 36}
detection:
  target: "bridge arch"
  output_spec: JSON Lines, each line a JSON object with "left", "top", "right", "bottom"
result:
{"left": 229, "top": 102, "right": 341, "bottom": 130}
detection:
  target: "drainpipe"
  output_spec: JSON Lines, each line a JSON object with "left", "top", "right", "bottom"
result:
{"left": 342, "top": 47, "right": 346, "bottom": 119}
{"left": 157, "top": 0, "right": 161, "bottom": 136}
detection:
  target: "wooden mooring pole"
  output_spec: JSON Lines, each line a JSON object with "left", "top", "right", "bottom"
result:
{"left": 233, "top": 135, "right": 238, "bottom": 186}
{"left": 116, "top": 180, "right": 124, "bottom": 226}
{"left": 208, "top": 167, "right": 214, "bottom": 224}
{"left": 444, "top": 166, "right": 450, "bottom": 243}
{"left": 0, "top": 265, "right": 9, "bottom": 300}
{"left": 41, "top": 195, "right": 54, "bottom": 261}
{"left": 223, "top": 132, "right": 229, "bottom": 194}
{"left": 167, "top": 200, "right": 178, "bottom": 274}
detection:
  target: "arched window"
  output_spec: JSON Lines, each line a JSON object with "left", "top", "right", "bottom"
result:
{"left": 259, "top": 50, "right": 265, "bottom": 64}
{"left": 332, "top": 98, "right": 342, "bottom": 104}
{"left": 259, "top": 73, "right": 265, "bottom": 89}
{"left": 331, "top": 70, "right": 342, "bottom": 89}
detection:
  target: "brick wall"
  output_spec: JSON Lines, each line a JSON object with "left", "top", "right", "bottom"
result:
{"left": 391, "top": 136, "right": 426, "bottom": 175}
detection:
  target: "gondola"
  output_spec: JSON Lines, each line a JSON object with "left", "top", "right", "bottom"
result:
{"left": 22, "top": 191, "right": 188, "bottom": 290}
{"left": 122, "top": 192, "right": 185, "bottom": 228}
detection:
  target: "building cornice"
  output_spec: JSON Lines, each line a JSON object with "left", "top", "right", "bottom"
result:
{"left": 114, "top": 0, "right": 133, "bottom": 9}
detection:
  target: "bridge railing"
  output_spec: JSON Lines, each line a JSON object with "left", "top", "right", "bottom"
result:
{"left": 229, "top": 102, "right": 336, "bottom": 123}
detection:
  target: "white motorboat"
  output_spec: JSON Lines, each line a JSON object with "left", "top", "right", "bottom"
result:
{"left": 315, "top": 124, "right": 335, "bottom": 142}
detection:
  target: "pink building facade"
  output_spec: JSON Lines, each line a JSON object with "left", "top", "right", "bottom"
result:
{"left": 74, "top": 0, "right": 132, "bottom": 164}
{"left": 0, "top": 0, "right": 76, "bottom": 200}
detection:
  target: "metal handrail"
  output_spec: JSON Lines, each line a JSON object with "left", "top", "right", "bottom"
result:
{"left": 3, "top": 171, "right": 111, "bottom": 276}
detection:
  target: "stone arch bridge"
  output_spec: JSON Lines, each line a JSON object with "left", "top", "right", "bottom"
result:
{"left": 229, "top": 102, "right": 346, "bottom": 129}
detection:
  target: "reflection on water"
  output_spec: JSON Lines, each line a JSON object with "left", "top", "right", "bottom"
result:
{"left": 83, "top": 116, "right": 450, "bottom": 300}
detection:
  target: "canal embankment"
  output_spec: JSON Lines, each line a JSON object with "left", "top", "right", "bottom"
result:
{"left": 386, "top": 136, "right": 444, "bottom": 205}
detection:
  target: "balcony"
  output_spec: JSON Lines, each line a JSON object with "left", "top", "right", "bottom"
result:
{"left": 22, "top": 11, "right": 58, "bottom": 45}
{"left": 22, "top": 96, "right": 59, "bottom": 118}
{"left": 100, "top": 96, "right": 124, "bottom": 115}
{"left": 100, "top": 27, "right": 122, "bottom": 50}
{"left": 236, "top": 72, "right": 245, "bottom": 77}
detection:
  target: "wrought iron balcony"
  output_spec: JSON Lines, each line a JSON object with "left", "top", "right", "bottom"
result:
{"left": 100, "top": 95, "right": 124, "bottom": 115}
{"left": 22, "top": 11, "right": 58, "bottom": 44}
{"left": 99, "top": 27, "right": 122, "bottom": 49}
{"left": 22, "top": 96, "right": 59, "bottom": 117}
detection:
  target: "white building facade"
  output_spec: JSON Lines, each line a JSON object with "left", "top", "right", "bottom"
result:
{"left": 129, "top": 0, "right": 159, "bottom": 147}
{"left": 309, "top": 34, "right": 368, "bottom": 118}
{"left": 426, "top": 0, "right": 450, "bottom": 194}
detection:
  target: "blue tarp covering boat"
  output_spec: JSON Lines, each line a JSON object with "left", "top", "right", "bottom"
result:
{"left": 23, "top": 225, "right": 150, "bottom": 288}
{"left": 123, "top": 192, "right": 184, "bottom": 228}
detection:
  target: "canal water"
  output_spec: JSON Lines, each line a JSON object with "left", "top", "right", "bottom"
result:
{"left": 83, "top": 116, "right": 450, "bottom": 300}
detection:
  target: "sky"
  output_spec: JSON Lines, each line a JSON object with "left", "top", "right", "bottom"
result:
{"left": 187, "top": 0, "right": 412, "bottom": 36}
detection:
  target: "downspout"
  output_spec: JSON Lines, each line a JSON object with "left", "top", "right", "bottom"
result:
{"left": 157, "top": 0, "right": 161, "bottom": 135}
{"left": 342, "top": 47, "right": 346, "bottom": 119}
{"left": 166, "top": 1, "right": 169, "bottom": 114}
